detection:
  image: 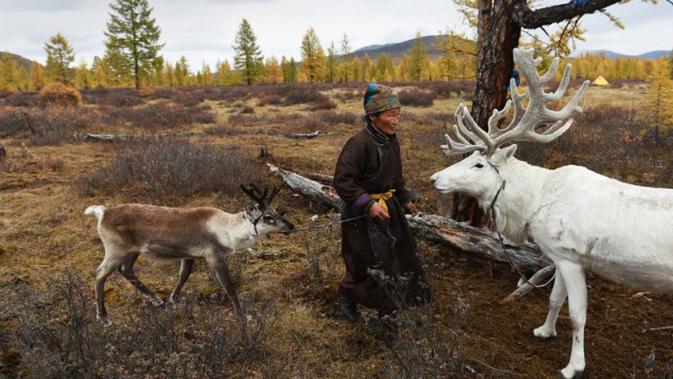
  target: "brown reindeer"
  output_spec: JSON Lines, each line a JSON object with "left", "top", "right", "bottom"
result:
{"left": 84, "top": 184, "right": 294, "bottom": 327}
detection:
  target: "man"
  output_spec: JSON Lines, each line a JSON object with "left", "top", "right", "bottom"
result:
{"left": 333, "top": 83, "right": 431, "bottom": 321}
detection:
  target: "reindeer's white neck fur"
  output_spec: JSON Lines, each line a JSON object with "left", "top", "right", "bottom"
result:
{"left": 207, "top": 211, "right": 260, "bottom": 251}
{"left": 485, "top": 157, "right": 551, "bottom": 244}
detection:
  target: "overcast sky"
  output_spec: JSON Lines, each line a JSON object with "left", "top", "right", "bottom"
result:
{"left": 0, "top": 0, "right": 671, "bottom": 69}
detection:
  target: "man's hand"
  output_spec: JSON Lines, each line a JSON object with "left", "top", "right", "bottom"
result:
{"left": 404, "top": 202, "right": 418, "bottom": 215}
{"left": 368, "top": 202, "right": 390, "bottom": 221}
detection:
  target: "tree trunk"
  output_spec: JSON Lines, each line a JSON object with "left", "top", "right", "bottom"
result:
{"left": 453, "top": 1, "right": 521, "bottom": 225}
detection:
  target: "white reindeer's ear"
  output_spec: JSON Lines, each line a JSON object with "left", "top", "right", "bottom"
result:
{"left": 492, "top": 144, "right": 517, "bottom": 162}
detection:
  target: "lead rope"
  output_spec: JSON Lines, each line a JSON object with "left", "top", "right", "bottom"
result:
{"left": 285, "top": 214, "right": 368, "bottom": 233}
{"left": 486, "top": 160, "right": 556, "bottom": 289}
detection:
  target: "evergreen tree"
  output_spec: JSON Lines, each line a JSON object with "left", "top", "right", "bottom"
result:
{"left": 104, "top": 0, "right": 163, "bottom": 89}
{"left": 300, "top": 27, "right": 325, "bottom": 83}
{"left": 44, "top": 33, "right": 75, "bottom": 85}
{"left": 339, "top": 34, "right": 352, "bottom": 82}
{"left": 233, "top": 19, "right": 264, "bottom": 85}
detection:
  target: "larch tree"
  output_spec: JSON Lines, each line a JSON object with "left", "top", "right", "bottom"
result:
{"left": 646, "top": 59, "right": 673, "bottom": 145}
{"left": 74, "top": 60, "right": 92, "bottom": 89}
{"left": 0, "top": 55, "right": 27, "bottom": 91}
{"left": 301, "top": 27, "right": 325, "bottom": 83}
{"left": 326, "top": 42, "right": 338, "bottom": 83}
{"left": 339, "top": 34, "right": 353, "bottom": 82}
{"left": 281, "top": 56, "right": 297, "bottom": 83}
{"left": 233, "top": 19, "right": 264, "bottom": 85}
{"left": 44, "top": 33, "right": 75, "bottom": 85}
{"left": 407, "top": 32, "right": 429, "bottom": 81}
{"left": 29, "top": 62, "right": 45, "bottom": 90}
{"left": 104, "top": 0, "right": 163, "bottom": 89}
{"left": 265, "top": 57, "right": 283, "bottom": 84}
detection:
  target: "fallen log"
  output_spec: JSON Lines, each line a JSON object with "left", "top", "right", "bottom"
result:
{"left": 268, "top": 163, "right": 548, "bottom": 273}
{"left": 286, "top": 130, "right": 321, "bottom": 139}
{"left": 84, "top": 133, "right": 130, "bottom": 142}
{"left": 267, "top": 163, "right": 344, "bottom": 211}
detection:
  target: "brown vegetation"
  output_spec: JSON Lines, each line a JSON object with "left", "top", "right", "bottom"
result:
{"left": 38, "top": 83, "right": 82, "bottom": 107}
{"left": 1, "top": 81, "right": 672, "bottom": 378}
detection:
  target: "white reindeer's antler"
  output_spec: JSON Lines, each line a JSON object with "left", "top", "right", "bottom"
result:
{"left": 441, "top": 48, "right": 590, "bottom": 157}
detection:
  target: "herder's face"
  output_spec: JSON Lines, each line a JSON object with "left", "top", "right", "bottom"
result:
{"left": 371, "top": 108, "right": 401, "bottom": 136}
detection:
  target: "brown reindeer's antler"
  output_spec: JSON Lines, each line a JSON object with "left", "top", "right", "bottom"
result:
{"left": 441, "top": 48, "right": 590, "bottom": 157}
{"left": 240, "top": 183, "right": 280, "bottom": 208}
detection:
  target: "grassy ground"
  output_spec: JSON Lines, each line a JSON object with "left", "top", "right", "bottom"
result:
{"left": 1, "top": 81, "right": 672, "bottom": 378}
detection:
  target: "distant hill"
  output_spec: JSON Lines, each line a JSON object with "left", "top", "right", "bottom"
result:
{"left": 572, "top": 49, "right": 671, "bottom": 60}
{"left": 352, "top": 35, "right": 474, "bottom": 62}
{"left": 0, "top": 51, "right": 37, "bottom": 72}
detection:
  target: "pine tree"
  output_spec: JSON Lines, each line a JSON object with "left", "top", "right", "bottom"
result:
{"left": 104, "top": 0, "right": 163, "bottom": 89}
{"left": 44, "top": 33, "right": 75, "bottom": 85}
{"left": 232, "top": 19, "right": 264, "bottom": 86}
{"left": 300, "top": 27, "right": 325, "bottom": 83}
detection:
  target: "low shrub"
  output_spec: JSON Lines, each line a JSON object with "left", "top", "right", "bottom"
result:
{"left": 82, "top": 88, "right": 143, "bottom": 107}
{"left": 38, "top": 83, "right": 82, "bottom": 107}
{"left": 397, "top": 89, "right": 435, "bottom": 107}
{"left": 0, "top": 271, "right": 273, "bottom": 379}
{"left": 76, "top": 138, "right": 267, "bottom": 202}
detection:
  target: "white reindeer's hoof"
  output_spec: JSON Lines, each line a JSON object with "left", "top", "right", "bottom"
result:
{"left": 533, "top": 326, "right": 557, "bottom": 339}
{"left": 557, "top": 368, "right": 584, "bottom": 379}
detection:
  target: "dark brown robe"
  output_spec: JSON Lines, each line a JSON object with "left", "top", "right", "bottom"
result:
{"left": 333, "top": 124, "right": 431, "bottom": 313}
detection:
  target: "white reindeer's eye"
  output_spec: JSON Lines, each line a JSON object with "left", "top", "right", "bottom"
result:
{"left": 264, "top": 215, "right": 275, "bottom": 224}
{"left": 474, "top": 163, "right": 484, "bottom": 169}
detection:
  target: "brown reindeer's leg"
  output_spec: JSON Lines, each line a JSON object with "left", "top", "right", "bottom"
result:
{"left": 206, "top": 251, "right": 246, "bottom": 330}
{"left": 95, "top": 255, "right": 125, "bottom": 326}
{"left": 168, "top": 259, "right": 195, "bottom": 306}
{"left": 118, "top": 254, "right": 164, "bottom": 306}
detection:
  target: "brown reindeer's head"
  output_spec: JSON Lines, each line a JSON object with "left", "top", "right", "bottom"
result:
{"left": 240, "top": 183, "right": 295, "bottom": 235}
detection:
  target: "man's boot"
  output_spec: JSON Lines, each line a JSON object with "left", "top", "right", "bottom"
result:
{"left": 339, "top": 293, "right": 359, "bottom": 322}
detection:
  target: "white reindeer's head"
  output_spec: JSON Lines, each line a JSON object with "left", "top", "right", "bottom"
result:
{"left": 430, "top": 48, "right": 589, "bottom": 200}
{"left": 431, "top": 145, "right": 517, "bottom": 200}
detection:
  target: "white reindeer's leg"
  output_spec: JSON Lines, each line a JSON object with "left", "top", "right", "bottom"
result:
{"left": 168, "top": 259, "right": 195, "bottom": 306}
{"left": 556, "top": 261, "right": 587, "bottom": 379}
{"left": 95, "top": 255, "right": 125, "bottom": 326}
{"left": 534, "top": 268, "right": 566, "bottom": 339}
{"left": 117, "top": 254, "right": 164, "bottom": 306}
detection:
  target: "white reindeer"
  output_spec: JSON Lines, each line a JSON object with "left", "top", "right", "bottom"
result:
{"left": 430, "top": 48, "right": 673, "bottom": 378}
{"left": 84, "top": 184, "right": 294, "bottom": 327}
